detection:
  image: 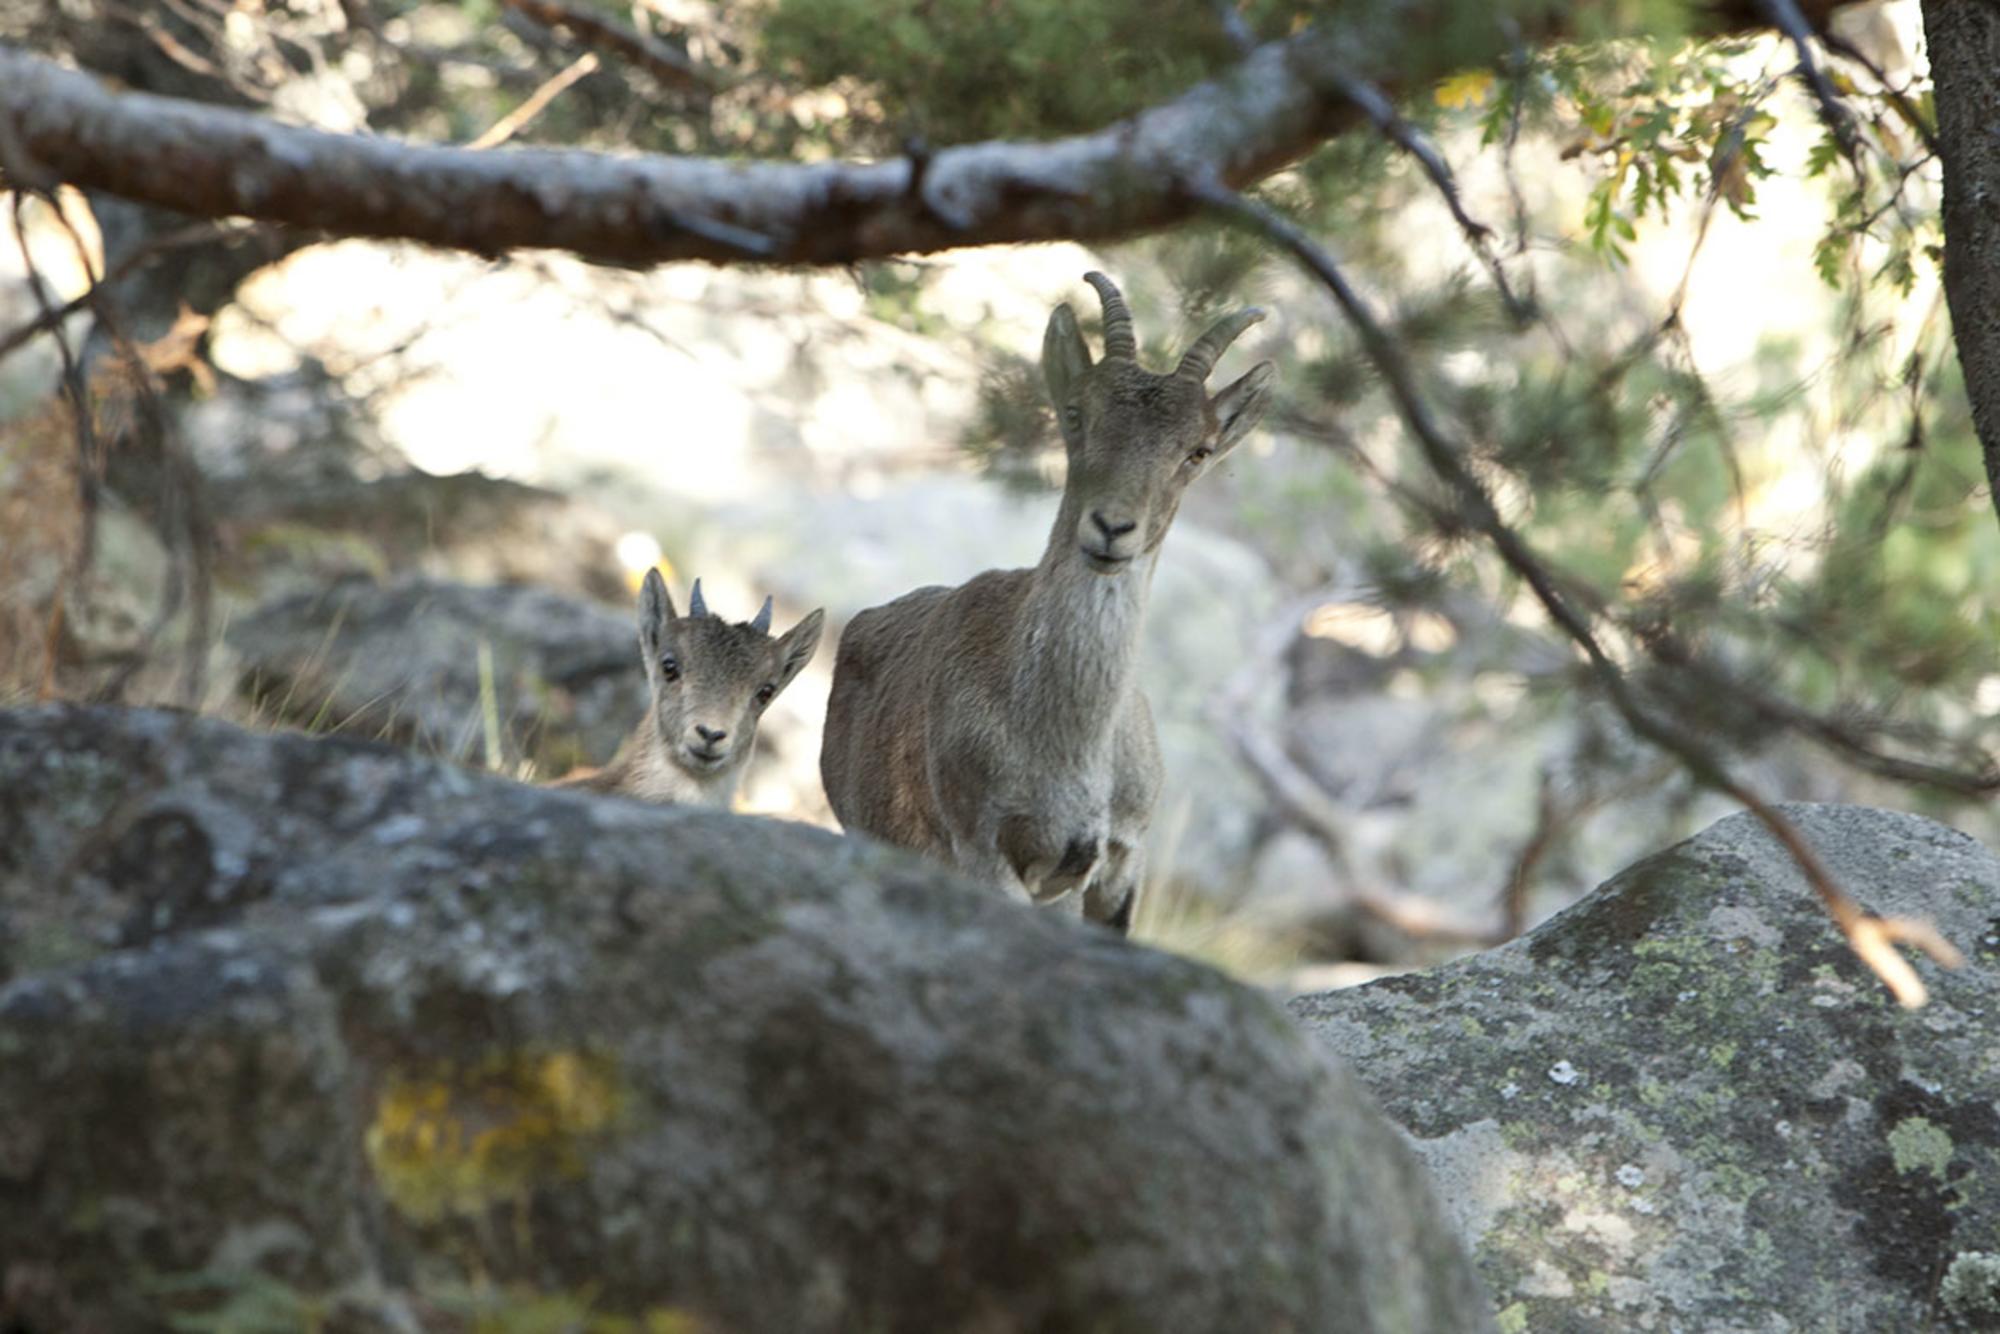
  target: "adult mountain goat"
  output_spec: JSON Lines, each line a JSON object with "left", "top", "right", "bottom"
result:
{"left": 821, "top": 272, "right": 1274, "bottom": 933}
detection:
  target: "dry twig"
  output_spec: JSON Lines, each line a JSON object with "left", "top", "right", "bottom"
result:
{"left": 467, "top": 53, "right": 601, "bottom": 150}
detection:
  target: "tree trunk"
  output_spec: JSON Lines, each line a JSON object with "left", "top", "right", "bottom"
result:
{"left": 1923, "top": 0, "right": 2000, "bottom": 526}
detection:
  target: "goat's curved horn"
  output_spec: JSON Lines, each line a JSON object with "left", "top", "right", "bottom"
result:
{"left": 751, "top": 595, "right": 773, "bottom": 633}
{"left": 689, "top": 578, "right": 708, "bottom": 619}
{"left": 1176, "top": 308, "right": 1265, "bottom": 382}
{"left": 1083, "top": 271, "right": 1136, "bottom": 361}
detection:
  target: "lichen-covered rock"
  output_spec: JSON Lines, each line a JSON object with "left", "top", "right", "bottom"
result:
{"left": 0, "top": 704, "right": 1491, "bottom": 1333}
{"left": 1291, "top": 804, "right": 2000, "bottom": 1333}
{"left": 228, "top": 574, "right": 647, "bottom": 778}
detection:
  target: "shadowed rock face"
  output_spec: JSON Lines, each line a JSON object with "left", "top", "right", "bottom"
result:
{"left": 229, "top": 575, "right": 647, "bottom": 777}
{"left": 1292, "top": 804, "right": 2000, "bottom": 1334}
{"left": 0, "top": 704, "right": 1491, "bottom": 1334}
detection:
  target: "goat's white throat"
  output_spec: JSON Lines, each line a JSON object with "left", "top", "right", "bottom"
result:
{"left": 1012, "top": 542, "right": 1154, "bottom": 752}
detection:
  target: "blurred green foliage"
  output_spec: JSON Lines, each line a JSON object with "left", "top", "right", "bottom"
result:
{"left": 757, "top": 0, "right": 1241, "bottom": 143}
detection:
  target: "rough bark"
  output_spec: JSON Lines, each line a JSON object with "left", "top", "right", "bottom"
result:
{"left": 0, "top": 703, "right": 1493, "bottom": 1333}
{"left": 0, "top": 2, "right": 1852, "bottom": 269}
{"left": 1923, "top": 0, "right": 2000, "bottom": 526}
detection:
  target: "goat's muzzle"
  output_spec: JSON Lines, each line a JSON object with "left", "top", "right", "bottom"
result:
{"left": 683, "top": 724, "right": 732, "bottom": 768}
{"left": 1079, "top": 510, "right": 1140, "bottom": 573}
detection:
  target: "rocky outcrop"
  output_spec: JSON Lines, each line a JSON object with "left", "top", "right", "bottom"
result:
{"left": 209, "top": 465, "right": 629, "bottom": 605}
{"left": 1292, "top": 804, "right": 2000, "bottom": 1333}
{"left": 0, "top": 704, "right": 1491, "bottom": 1333}
{"left": 228, "top": 575, "right": 646, "bottom": 778}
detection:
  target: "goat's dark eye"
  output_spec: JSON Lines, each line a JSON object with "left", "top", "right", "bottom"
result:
{"left": 659, "top": 654, "right": 681, "bottom": 682}
{"left": 1063, "top": 406, "right": 1083, "bottom": 434}
{"left": 755, "top": 683, "right": 777, "bottom": 707}
{"left": 1188, "top": 445, "right": 1214, "bottom": 466}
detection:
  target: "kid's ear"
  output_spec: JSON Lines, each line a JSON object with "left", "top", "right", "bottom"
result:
{"left": 639, "top": 567, "right": 675, "bottom": 652}
{"left": 774, "top": 608, "right": 825, "bottom": 689}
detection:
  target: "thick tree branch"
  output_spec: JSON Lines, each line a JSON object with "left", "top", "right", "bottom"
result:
{"left": 0, "top": 36, "right": 1351, "bottom": 265}
{"left": 0, "top": 4, "right": 1855, "bottom": 269}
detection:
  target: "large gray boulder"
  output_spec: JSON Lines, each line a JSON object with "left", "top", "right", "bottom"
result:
{"left": 0, "top": 704, "right": 1491, "bottom": 1333}
{"left": 1292, "top": 804, "right": 2000, "bottom": 1333}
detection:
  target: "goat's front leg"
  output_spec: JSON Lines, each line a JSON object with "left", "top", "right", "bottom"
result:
{"left": 997, "top": 813, "right": 1103, "bottom": 910}
{"left": 947, "top": 830, "right": 1035, "bottom": 907}
{"left": 1084, "top": 838, "right": 1144, "bottom": 936}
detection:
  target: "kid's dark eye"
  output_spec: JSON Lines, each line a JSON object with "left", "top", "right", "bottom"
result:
{"left": 1064, "top": 406, "right": 1083, "bottom": 433}
{"left": 1187, "top": 446, "right": 1214, "bottom": 465}
{"left": 660, "top": 654, "right": 681, "bottom": 682}
{"left": 755, "top": 683, "right": 777, "bottom": 706}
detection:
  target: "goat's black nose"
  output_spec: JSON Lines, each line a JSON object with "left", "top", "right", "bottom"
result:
{"left": 695, "top": 725, "right": 727, "bottom": 744}
{"left": 1091, "top": 510, "right": 1137, "bottom": 539}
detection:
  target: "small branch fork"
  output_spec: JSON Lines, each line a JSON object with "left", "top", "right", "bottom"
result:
{"left": 1758, "top": 0, "right": 1865, "bottom": 173}
{"left": 1296, "top": 52, "right": 1535, "bottom": 325}
{"left": 1191, "top": 174, "right": 1964, "bottom": 1008}
{"left": 498, "top": 0, "right": 713, "bottom": 95}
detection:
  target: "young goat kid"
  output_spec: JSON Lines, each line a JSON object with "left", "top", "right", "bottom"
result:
{"left": 557, "top": 570, "right": 823, "bottom": 807}
{"left": 821, "top": 272, "right": 1274, "bottom": 933}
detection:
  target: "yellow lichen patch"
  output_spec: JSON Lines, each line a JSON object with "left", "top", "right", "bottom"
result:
{"left": 1434, "top": 69, "right": 1495, "bottom": 110}
{"left": 365, "top": 1048, "right": 624, "bottom": 1222}
{"left": 429, "top": 1280, "right": 708, "bottom": 1334}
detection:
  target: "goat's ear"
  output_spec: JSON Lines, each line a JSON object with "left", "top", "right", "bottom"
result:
{"left": 638, "top": 567, "right": 675, "bottom": 653}
{"left": 1209, "top": 361, "right": 1275, "bottom": 460}
{"left": 773, "top": 608, "right": 825, "bottom": 691}
{"left": 1042, "top": 302, "right": 1091, "bottom": 438}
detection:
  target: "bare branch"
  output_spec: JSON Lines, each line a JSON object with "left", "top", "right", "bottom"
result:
{"left": 1304, "top": 58, "right": 1533, "bottom": 323}
{"left": 1759, "top": 0, "right": 1863, "bottom": 171}
{"left": 500, "top": 0, "right": 713, "bottom": 95}
{"left": 0, "top": 218, "right": 259, "bottom": 366}
{"left": 1819, "top": 28, "right": 1940, "bottom": 157}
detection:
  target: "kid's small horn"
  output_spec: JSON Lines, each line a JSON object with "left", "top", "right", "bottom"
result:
{"left": 689, "top": 578, "right": 708, "bottom": 618}
{"left": 752, "top": 595, "right": 773, "bottom": 633}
